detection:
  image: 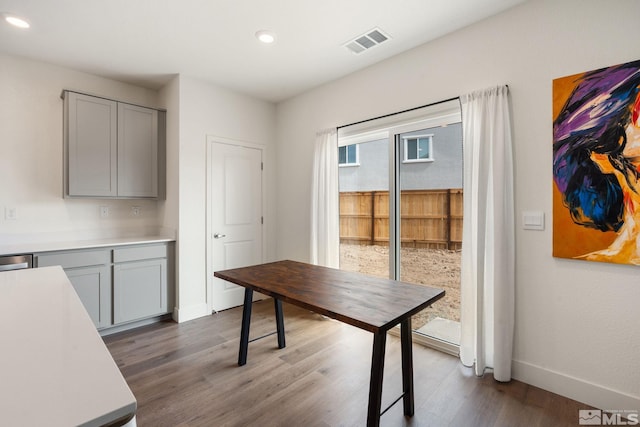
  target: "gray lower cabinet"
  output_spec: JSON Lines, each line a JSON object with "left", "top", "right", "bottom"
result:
{"left": 65, "top": 266, "right": 112, "bottom": 329}
{"left": 36, "top": 249, "right": 112, "bottom": 329}
{"left": 113, "top": 245, "right": 168, "bottom": 324}
{"left": 35, "top": 242, "right": 173, "bottom": 331}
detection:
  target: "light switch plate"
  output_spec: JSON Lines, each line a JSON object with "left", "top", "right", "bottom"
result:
{"left": 523, "top": 211, "right": 544, "bottom": 230}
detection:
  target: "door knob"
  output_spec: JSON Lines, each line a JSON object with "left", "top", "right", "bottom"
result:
{"left": 213, "top": 233, "right": 227, "bottom": 239}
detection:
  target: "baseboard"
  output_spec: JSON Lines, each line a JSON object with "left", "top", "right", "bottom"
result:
{"left": 99, "top": 314, "right": 173, "bottom": 336}
{"left": 389, "top": 326, "right": 460, "bottom": 357}
{"left": 173, "top": 303, "right": 210, "bottom": 323}
{"left": 512, "top": 359, "right": 640, "bottom": 411}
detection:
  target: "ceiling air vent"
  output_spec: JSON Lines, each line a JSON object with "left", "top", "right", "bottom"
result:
{"left": 344, "top": 28, "right": 390, "bottom": 54}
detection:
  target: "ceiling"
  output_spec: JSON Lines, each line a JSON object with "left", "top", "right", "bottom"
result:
{"left": 0, "top": 0, "right": 526, "bottom": 103}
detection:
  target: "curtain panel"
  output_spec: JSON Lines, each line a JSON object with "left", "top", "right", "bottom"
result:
{"left": 459, "top": 85, "right": 515, "bottom": 381}
{"left": 310, "top": 129, "right": 340, "bottom": 268}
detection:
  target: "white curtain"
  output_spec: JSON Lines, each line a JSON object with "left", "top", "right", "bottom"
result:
{"left": 310, "top": 128, "right": 340, "bottom": 268}
{"left": 459, "top": 85, "right": 515, "bottom": 382}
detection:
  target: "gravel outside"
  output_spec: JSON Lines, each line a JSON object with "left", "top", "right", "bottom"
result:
{"left": 339, "top": 243, "right": 461, "bottom": 330}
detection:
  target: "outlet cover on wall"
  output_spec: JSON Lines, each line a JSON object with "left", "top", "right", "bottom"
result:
{"left": 5, "top": 207, "right": 17, "bottom": 220}
{"left": 131, "top": 206, "right": 140, "bottom": 216}
{"left": 100, "top": 206, "right": 110, "bottom": 218}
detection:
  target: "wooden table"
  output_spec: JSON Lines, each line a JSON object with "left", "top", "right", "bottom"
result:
{"left": 214, "top": 260, "right": 444, "bottom": 427}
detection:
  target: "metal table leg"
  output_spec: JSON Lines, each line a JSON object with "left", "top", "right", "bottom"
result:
{"left": 400, "top": 318, "right": 415, "bottom": 416}
{"left": 274, "top": 298, "right": 286, "bottom": 349}
{"left": 238, "top": 288, "right": 253, "bottom": 366}
{"left": 367, "top": 331, "right": 387, "bottom": 427}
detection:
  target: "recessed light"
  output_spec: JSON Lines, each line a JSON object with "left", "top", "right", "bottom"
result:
{"left": 3, "top": 14, "right": 30, "bottom": 29}
{"left": 255, "top": 30, "right": 276, "bottom": 44}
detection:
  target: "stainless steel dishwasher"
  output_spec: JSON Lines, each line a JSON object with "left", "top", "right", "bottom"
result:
{"left": 0, "top": 254, "right": 33, "bottom": 272}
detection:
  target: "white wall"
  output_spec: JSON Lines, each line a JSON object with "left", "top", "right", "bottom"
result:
{"left": 173, "top": 75, "right": 277, "bottom": 322}
{"left": 276, "top": 0, "right": 640, "bottom": 411}
{"left": 158, "top": 75, "right": 180, "bottom": 308}
{"left": 0, "top": 53, "right": 164, "bottom": 242}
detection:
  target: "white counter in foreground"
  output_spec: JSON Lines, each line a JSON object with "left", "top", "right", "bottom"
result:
{"left": 0, "top": 266, "right": 136, "bottom": 427}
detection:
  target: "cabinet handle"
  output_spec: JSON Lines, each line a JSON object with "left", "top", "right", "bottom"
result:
{"left": 213, "top": 233, "right": 227, "bottom": 239}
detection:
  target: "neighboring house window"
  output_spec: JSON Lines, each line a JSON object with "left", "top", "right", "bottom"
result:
{"left": 403, "top": 135, "right": 434, "bottom": 163}
{"left": 339, "top": 144, "right": 359, "bottom": 166}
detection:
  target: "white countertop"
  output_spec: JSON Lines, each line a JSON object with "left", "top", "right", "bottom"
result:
{"left": 0, "top": 266, "right": 137, "bottom": 426}
{"left": 0, "top": 235, "right": 175, "bottom": 256}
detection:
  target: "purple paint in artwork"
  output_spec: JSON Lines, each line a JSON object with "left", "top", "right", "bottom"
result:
{"left": 553, "top": 59, "right": 640, "bottom": 232}
{"left": 554, "top": 67, "right": 640, "bottom": 142}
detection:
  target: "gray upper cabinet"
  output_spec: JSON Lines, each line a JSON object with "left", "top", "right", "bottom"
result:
{"left": 66, "top": 93, "right": 118, "bottom": 197}
{"left": 117, "top": 103, "right": 158, "bottom": 197}
{"left": 63, "top": 91, "right": 165, "bottom": 199}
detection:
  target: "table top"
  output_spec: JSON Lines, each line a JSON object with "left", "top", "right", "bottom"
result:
{"left": 214, "top": 260, "right": 445, "bottom": 333}
{"left": 0, "top": 266, "right": 136, "bottom": 427}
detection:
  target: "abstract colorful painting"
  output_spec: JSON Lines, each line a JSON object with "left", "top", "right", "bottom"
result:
{"left": 553, "top": 59, "right": 640, "bottom": 264}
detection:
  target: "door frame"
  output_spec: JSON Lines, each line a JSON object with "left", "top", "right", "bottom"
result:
{"left": 205, "top": 135, "right": 267, "bottom": 313}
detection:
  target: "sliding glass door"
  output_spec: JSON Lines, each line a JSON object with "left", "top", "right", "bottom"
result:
{"left": 395, "top": 123, "right": 462, "bottom": 347}
{"left": 338, "top": 100, "right": 462, "bottom": 349}
{"left": 338, "top": 135, "right": 390, "bottom": 281}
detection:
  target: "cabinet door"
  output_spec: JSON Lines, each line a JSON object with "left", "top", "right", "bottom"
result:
{"left": 113, "top": 259, "right": 167, "bottom": 324}
{"left": 117, "top": 103, "right": 158, "bottom": 198}
{"left": 66, "top": 266, "right": 112, "bottom": 329}
{"left": 66, "top": 92, "right": 118, "bottom": 197}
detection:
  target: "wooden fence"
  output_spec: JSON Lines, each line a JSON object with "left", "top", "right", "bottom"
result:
{"left": 339, "top": 189, "right": 463, "bottom": 250}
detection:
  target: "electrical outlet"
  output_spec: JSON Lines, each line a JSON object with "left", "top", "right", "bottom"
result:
{"left": 131, "top": 206, "right": 141, "bottom": 216}
{"left": 5, "top": 207, "right": 17, "bottom": 220}
{"left": 100, "top": 206, "right": 110, "bottom": 218}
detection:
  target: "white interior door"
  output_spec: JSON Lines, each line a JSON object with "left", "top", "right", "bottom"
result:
{"left": 208, "top": 140, "right": 263, "bottom": 311}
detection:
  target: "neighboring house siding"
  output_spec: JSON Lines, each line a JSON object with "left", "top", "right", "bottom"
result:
{"left": 339, "top": 138, "right": 387, "bottom": 191}
{"left": 339, "top": 122, "right": 462, "bottom": 192}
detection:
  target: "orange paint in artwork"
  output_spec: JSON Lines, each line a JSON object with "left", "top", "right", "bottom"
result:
{"left": 624, "top": 191, "right": 635, "bottom": 215}
{"left": 552, "top": 71, "right": 617, "bottom": 259}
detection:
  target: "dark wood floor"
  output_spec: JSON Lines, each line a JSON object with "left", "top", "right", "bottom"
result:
{"left": 104, "top": 300, "right": 589, "bottom": 427}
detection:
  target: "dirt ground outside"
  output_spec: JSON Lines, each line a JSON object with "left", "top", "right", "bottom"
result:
{"left": 339, "top": 243, "right": 461, "bottom": 330}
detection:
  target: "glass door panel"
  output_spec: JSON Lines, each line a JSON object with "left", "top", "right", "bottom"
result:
{"left": 338, "top": 138, "right": 390, "bottom": 280}
{"left": 397, "top": 124, "right": 462, "bottom": 345}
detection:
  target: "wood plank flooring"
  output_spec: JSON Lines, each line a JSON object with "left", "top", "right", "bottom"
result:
{"left": 104, "top": 300, "right": 590, "bottom": 427}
